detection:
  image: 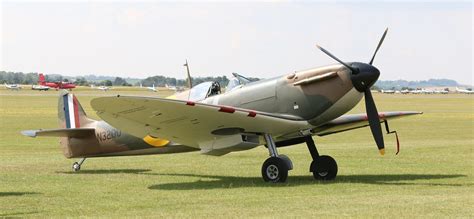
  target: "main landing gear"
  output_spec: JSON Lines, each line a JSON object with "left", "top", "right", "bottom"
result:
{"left": 72, "top": 158, "right": 86, "bottom": 172}
{"left": 260, "top": 134, "right": 337, "bottom": 182}
{"left": 261, "top": 134, "right": 293, "bottom": 183}
{"left": 305, "top": 136, "right": 338, "bottom": 180}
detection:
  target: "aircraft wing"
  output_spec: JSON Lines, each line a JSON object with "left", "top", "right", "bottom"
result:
{"left": 91, "top": 96, "right": 310, "bottom": 147}
{"left": 312, "top": 111, "right": 422, "bottom": 136}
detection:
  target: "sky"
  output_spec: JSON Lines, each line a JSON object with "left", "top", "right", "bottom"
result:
{"left": 1, "top": 1, "right": 472, "bottom": 84}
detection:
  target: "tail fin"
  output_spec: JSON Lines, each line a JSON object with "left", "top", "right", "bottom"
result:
{"left": 58, "top": 91, "right": 95, "bottom": 128}
{"left": 39, "top": 73, "right": 46, "bottom": 85}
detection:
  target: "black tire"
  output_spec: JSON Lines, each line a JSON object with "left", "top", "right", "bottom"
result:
{"left": 310, "top": 155, "right": 338, "bottom": 180}
{"left": 72, "top": 162, "right": 81, "bottom": 172}
{"left": 261, "top": 157, "right": 289, "bottom": 183}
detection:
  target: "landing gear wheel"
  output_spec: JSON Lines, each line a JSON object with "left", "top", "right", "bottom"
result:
{"left": 310, "top": 155, "right": 337, "bottom": 180}
{"left": 261, "top": 157, "right": 289, "bottom": 183}
{"left": 72, "top": 162, "right": 81, "bottom": 172}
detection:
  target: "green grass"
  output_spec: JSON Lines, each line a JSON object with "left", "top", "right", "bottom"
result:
{"left": 0, "top": 89, "right": 473, "bottom": 217}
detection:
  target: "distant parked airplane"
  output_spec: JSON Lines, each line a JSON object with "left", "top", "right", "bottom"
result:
{"left": 455, "top": 87, "right": 473, "bottom": 94}
{"left": 4, "top": 83, "right": 21, "bottom": 90}
{"left": 433, "top": 89, "right": 448, "bottom": 94}
{"left": 140, "top": 83, "right": 157, "bottom": 92}
{"left": 31, "top": 84, "right": 50, "bottom": 91}
{"left": 380, "top": 89, "right": 395, "bottom": 94}
{"left": 39, "top": 73, "right": 76, "bottom": 90}
{"left": 91, "top": 85, "right": 111, "bottom": 91}
{"left": 400, "top": 89, "right": 410, "bottom": 94}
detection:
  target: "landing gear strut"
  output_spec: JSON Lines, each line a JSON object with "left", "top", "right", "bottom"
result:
{"left": 261, "top": 134, "right": 292, "bottom": 183}
{"left": 72, "top": 158, "right": 86, "bottom": 172}
{"left": 305, "top": 136, "right": 337, "bottom": 180}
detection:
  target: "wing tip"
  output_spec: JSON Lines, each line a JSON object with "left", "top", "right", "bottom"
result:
{"left": 21, "top": 130, "right": 38, "bottom": 137}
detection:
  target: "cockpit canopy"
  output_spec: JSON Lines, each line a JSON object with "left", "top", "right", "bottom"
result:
{"left": 188, "top": 81, "right": 221, "bottom": 101}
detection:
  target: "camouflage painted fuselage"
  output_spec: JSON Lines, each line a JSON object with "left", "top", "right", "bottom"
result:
{"left": 202, "top": 64, "right": 362, "bottom": 126}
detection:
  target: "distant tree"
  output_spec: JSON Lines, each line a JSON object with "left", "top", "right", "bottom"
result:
{"left": 74, "top": 77, "right": 89, "bottom": 86}
{"left": 113, "top": 77, "right": 125, "bottom": 86}
{"left": 103, "top": 80, "right": 113, "bottom": 86}
{"left": 24, "top": 73, "right": 38, "bottom": 84}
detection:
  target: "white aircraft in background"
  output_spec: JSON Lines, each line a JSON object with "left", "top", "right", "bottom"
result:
{"left": 32, "top": 84, "right": 50, "bottom": 91}
{"left": 434, "top": 89, "right": 449, "bottom": 94}
{"left": 4, "top": 83, "right": 21, "bottom": 90}
{"left": 421, "top": 89, "right": 434, "bottom": 94}
{"left": 140, "top": 83, "right": 157, "bottom": 92}
{"left": 455, "top": 87, "right": 473, "bottom": 94}
{"left": 165, "top": 84, "right": 177, "bottom": 91}
{"left": 91, "top": 85, "right": 111, "bottom": 91}
{"left": 380, "top": 89, "right": 395, "bottom": 94}
{"left": 410, "top": 89, "right": 423, "bottom": 94}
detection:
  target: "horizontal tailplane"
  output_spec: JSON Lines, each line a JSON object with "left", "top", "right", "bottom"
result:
{"left": 22, "top": 128, "right": 95, "bottom": 138}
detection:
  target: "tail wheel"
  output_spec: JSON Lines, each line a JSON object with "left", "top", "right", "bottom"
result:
{"left": 261, "top": 157, "right": 289, "bottom": 183}
{"left": 310, "top": 155, "right": 338, "bottom": 180}
{"left": 72, "top": 162, "right": 81, "bottom": 172}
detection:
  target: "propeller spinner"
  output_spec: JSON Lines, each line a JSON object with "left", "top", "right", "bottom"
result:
{"left": 316, "top": 28, "right": 388, "bottom": 155}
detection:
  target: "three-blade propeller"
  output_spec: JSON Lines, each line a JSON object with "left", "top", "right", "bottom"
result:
{"left": 316, "top": 28, "right": 388, "bottom": 155}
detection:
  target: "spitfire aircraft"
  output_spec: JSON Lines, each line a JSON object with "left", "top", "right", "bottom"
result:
{"left": 22, "top": 29, "right": 422, "bottom": 182}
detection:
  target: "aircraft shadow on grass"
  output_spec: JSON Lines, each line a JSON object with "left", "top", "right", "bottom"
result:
{"left": 0, "top": 191, "right": 41, "bottom": 197}
{"left": 0, "top": 192, "right": 41, "bottom": 197}
{"left": 145, "top": 173, "right": 467, "bottom": 190}
{"left": 55, "top": 169, "right": 467, "bottom": 190}
{"left": 0, "top": 192, "right": 42, "bottom": 216}
{"left": 0, "top": 211, "right": 40, "bottom": 217}
{"left": 57, "top": 169, "right": 151, "bottom": 174}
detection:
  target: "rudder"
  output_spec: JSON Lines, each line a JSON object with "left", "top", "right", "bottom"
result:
{"left": 58, "top": 91, "right": 95, "bottom": 129}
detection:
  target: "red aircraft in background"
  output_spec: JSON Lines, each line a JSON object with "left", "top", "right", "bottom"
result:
{"left": 39, "top": 73, "right": 76, "bottom": 90}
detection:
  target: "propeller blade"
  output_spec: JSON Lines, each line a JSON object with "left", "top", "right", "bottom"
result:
{"left": 369, "top": 28, "right": 388, "bottom": 65}
{"left": 364, "top": 89, "right": 385, "bottom": 155}
{"left": 316, "top": 44, "right": 356, "bottom": 73}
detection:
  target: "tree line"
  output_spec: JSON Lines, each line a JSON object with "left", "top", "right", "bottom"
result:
{"left": 0, "top": 71, "right": 132, "bottom": 86}
{"left": 0, "top": 71, "right": 258, "bottom": 87}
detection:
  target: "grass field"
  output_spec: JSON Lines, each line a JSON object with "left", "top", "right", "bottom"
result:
{"left": 0, "top": 87, "right": 473, "bottom": 217}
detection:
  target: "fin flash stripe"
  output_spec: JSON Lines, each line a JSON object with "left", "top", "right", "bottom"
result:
{"left": 63, "top": 94, "right": 80, "bottom": 128}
